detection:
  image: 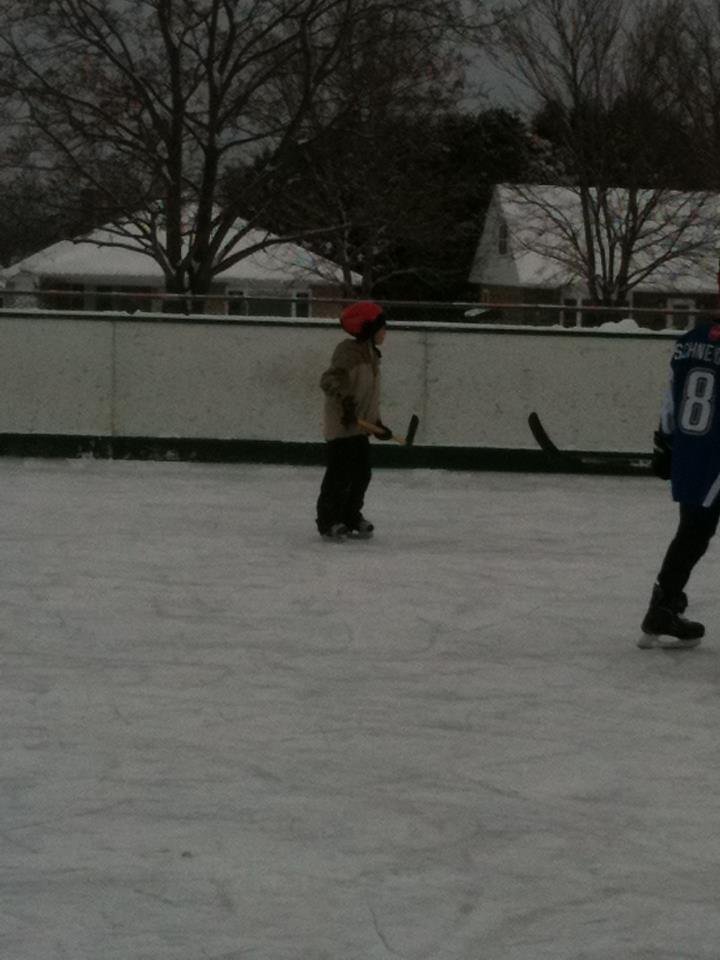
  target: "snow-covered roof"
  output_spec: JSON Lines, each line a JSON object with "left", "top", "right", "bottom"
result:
{"left": 471, "top": 183, "right": 720, "bottom": 294}
{"left": 1, "top": 217, "right": 356, "bottom": 289}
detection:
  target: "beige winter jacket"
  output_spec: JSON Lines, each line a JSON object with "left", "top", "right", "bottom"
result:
{"left": 320, "top": 338, "right": 382, "bottom": 440}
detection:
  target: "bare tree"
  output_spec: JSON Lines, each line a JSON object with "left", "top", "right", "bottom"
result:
{"left": 641, "top": 0, "right": 720, "bottom": 192}
{"left": 237, "top": 106, "right": 539, "bottom": 299}
{"left": 230, "top": 1, "right": 468, "bottom": 296}
{"left": 487, "top": 0, "right": 716, "bottom": 307}
{"left": 504, "top": 182, "right": 715, "bottom": 307}
{"left": 0, "top": 0, "right": 469, "bottom": 301}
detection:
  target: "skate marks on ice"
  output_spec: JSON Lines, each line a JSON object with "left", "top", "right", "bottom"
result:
{"left": 3, "top": 460, "right": 720, "bottom": 959}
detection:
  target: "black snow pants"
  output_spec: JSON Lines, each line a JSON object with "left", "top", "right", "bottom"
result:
{"left": 316, "top": 435, "right": 372, "bottom": 534}
{"left": 657, "top": 502, "right": 720, "bottom": 597}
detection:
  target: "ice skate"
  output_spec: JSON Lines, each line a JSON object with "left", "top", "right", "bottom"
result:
{"left": 346, "top": 515, "right": 374, "bottom": 539}
{"left": 638, "top": 585, "right": 703, "bottom": 649}
{"left": 320, "top": 522, "right": 350, "bottom": 542}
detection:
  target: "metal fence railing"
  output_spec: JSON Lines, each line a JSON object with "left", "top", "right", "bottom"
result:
{"left": 0, "top": 287, "right": 715, "bottom": 332}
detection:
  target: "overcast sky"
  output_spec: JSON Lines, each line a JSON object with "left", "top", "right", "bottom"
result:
{"left": 463, "top": 44, "right": 533, "bottom": 114}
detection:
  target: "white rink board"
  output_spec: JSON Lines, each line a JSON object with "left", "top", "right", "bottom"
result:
{"left": 0, "top": 315, "right": 114, "bottom": 435}
{"left": 0, "top": 312, "right": 677, "bottom": 451}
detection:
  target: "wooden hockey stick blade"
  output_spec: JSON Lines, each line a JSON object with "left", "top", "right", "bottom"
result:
{"left": 357, "top": 415, "right": 419, "bottom": 446}
{"left": 528, "top": 411, "right": 651, "bottom": 474}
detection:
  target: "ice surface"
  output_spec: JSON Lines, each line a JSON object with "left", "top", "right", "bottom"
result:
{"left": 2, "top": 457, "right": 719, "bottom": 960}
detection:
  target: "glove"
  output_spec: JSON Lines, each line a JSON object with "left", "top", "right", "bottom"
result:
{"left": 375, "top": 421, "right": 393, "bottom": 441}
{"left": 340, "top": 396, "right": 357, "bottom": 428}
{"left": 651, "top": 429, "right": 672, "bottom": 480}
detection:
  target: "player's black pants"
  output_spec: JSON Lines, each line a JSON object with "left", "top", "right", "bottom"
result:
{"left": 657, "top": 502, "right": 720, "bottom": 598}
{"left": 316, "top": 435, "right": 372, "bottom": 533}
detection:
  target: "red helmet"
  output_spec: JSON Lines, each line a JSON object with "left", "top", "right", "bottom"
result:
{"left": 340, "top": 300, "right": 386, "bottom": 339}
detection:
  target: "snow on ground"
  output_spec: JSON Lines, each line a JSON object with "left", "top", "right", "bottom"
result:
{"left": 2, "top": 457, "right": 720, "bottom": 960}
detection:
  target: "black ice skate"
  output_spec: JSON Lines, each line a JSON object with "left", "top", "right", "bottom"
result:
{"left": 638, "top": 584, "right": 704, "bottom": 650}
{"left": 345, "top": 515, "right": 374, "bottom": 539}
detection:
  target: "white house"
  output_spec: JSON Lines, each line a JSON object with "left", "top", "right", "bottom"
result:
{"left": 469, "top": 184, "right": 720, "bottom": 330}
{"left": 0, "top": 216, "right": 358, "bottom": 318}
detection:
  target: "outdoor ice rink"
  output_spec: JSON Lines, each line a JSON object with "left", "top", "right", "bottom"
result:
{"left": 3, "top": 455, "right": 720, "bottom": 960}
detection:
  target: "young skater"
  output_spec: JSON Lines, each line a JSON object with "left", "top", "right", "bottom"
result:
{"left": 315, "top": 300, "right": 393, "bottom": 541}
{"left": 640, "top": 317, "right": 720, "bottom": 649}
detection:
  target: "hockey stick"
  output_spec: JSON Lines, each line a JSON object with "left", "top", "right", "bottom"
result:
{"left": 528, "top": 411, "right": 652, "bottom": 474}
{"left": 358, "top": 414, "right": 419, "bottom": 446}
{"left": 528, "top": 412, "right": 575, "bottom": 463}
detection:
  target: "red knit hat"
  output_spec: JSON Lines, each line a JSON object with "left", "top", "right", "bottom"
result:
{"left": 340, "top": 300, "right": 386, "bottom": 339}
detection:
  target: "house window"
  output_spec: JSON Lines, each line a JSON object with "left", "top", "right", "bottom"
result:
{"left": 248, "top": 296, "right": 293, "bottom": 317}
{"left": 498, "top": 222, "right": 509, "bottom": 255}
{"left": 96, "top": 286, "right": 154, "bottom": 313}
{"left": 39, "top": 281, "right": 85, "bottom": 310}
{"left": 561, "top": 298, "right": 579, "bottom": 328}
{"left": 295, "top": 292, "right": 310, "bottom": 318}
{"left": 227, "top": 290, "right": 247, "bottom": 315}
{"left": 667, "top": 298, "right": 695, "bottom": 330}
{"left": 227, "top": 289, "right": 311, "bottom": 317}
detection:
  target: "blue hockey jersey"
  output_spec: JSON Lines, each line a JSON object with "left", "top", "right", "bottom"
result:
{"left": 662, "top": 321, "right": 720, "bottom": 506}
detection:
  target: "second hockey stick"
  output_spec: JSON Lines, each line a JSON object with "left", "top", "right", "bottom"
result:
{"left": 528, "top": 411, "right": 651, "bottom": 474}
{"left": 528, "top": 411, "right": 577, "bottom": 464}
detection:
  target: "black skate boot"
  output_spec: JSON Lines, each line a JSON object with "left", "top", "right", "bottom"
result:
{"left": 345, "top": 515, "right": 374, "bottom": 539}
{"left": 675, "top": 590, "right": 688, "bottom": 614}
{"left": 638, "top": 584, "right": 704, "bottom": 649}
